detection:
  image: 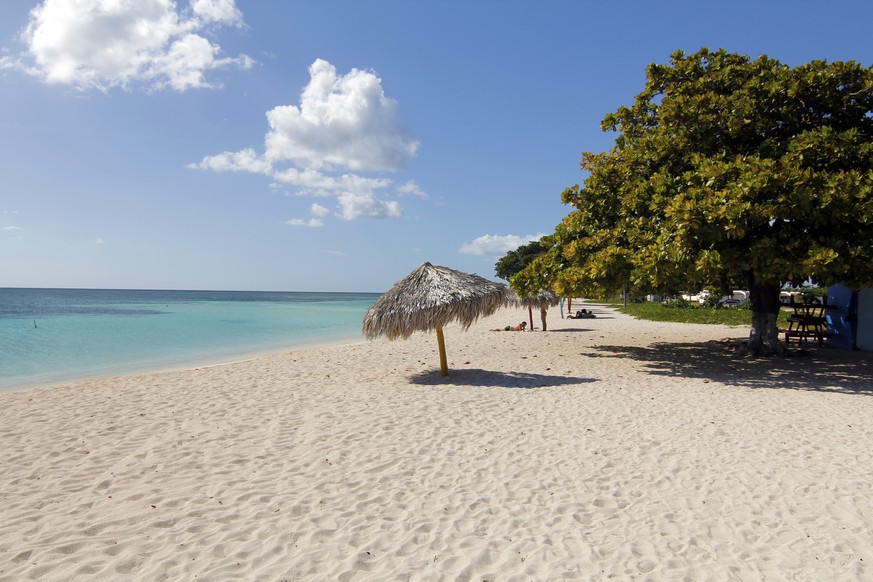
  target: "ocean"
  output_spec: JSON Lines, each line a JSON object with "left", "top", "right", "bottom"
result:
{"left": 0, "top": 288, "right": 379, "bottom": 390}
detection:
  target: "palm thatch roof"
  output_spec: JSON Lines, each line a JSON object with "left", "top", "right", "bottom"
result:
{"left": 363, "top": 262, "right": 512, "bottom": 340}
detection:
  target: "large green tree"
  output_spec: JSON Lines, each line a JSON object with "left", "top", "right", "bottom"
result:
{"left": 494, "top": 238, "right": 549, "bottom": 281}
{"left": 516, "top": 49, "right": 873, "bottom": 355}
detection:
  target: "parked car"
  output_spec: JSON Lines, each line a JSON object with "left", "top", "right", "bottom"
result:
{"left": 681, "top": 290, "right": 711, "bottom": 304}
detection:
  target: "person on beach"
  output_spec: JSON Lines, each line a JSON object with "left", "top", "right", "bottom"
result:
{"left": 491, "top": 321, "right": 527, "bottom": 331}
{"left": 569, "top": 309, "right": 596, "bottom": 319}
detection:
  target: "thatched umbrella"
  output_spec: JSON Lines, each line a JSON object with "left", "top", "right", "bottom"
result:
{"left": 363, "top": 262, "right": 512, "bottom": 376}
{"left": 517, "top": 290, "right": 560, "bottom": 331}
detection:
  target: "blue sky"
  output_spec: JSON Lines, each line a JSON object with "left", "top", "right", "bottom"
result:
{"left": 2, "top": 1, "right": 872, "bottom": 292}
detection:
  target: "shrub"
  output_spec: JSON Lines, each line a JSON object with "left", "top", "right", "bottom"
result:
{"left": 663, "top": 297, "right": 690, "bottom": 309}
{"left": 701, "top": 294, "right": 722, "bottom": 309}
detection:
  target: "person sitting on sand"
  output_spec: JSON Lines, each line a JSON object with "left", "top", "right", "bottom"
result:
{"left": 491, "top": 321, "right": 527, "bottom": 331}
{"left": 569, "top": 309, "right": 596, "bottom": 319}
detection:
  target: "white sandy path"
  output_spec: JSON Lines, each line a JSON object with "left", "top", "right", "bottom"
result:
{"left": 1, "top": 304, "right": 872, "bottom": 581}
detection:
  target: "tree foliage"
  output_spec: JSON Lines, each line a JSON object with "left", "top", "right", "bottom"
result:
{"left": 515, "top": 49, "right": 873, "bottom": 352}
{"left": 494, "top": 238, "right": 549, "bottom": 281}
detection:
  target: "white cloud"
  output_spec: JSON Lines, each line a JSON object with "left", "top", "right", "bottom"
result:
{"left": 4, "top": 0, "right": 252, "bottom": 92}
{"left": 4, "top": 225, "right": 24, "bottom": 241}
{"left": 337, "top": 192, "right": 402, "bottom": 220}
{"left": 269, "top": 170, "right": 391, "bottom": 199}
{"left": 190, "top": 58, "right": 419, "bottom": 222}
{"left": 264, "top": 59, "right": 419, "bottom": 172}
{"left": 310, "top": 203, "right": 329, "bottom": 216}
{"left": 285, "top": 218, "right": 323, "bottom": 228}
{"left": 191, "top": 0, "right": 243, "bottom": 26}
{"left": 397, "top": 180, "right": 428, "bottom": 198}
{"left": 188, "top": 147, "right": 272, "bottom": 173}
{"left": 93, "top": 238, "right": 106, "bottom": 244}
{"left": 459, "top": 233, "right": 547, "bottom": 256}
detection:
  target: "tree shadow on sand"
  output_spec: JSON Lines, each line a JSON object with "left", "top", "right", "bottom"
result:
{"left": 408, "top": 368, "right": 597, "bottom": 388}
{"left": 587, "top": 340, "right": 873, "bottom": 395}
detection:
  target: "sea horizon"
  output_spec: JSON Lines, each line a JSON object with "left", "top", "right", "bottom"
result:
{"left": 1, "top": 287, "right": 381, "bottom": 390}
{"left": 1, "top": 286, "right": 385, "bottom": 294}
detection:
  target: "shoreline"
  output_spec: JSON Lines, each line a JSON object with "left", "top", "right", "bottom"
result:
{"left": 0, "top": 330, "right": 367, "bottom": 394}
{"left": 2, "top": 304, "right": 872, "bottom": 580}
{"left": 0, "top": 287, "right": 379, "bottom": 394}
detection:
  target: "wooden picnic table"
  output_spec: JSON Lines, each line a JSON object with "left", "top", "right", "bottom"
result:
{"left": 784, "top": 297, "right": 832, "bottom": 345}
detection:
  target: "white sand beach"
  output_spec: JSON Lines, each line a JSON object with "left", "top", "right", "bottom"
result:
{"left": 1, "top": 304, "right": 872, "bottom": 581}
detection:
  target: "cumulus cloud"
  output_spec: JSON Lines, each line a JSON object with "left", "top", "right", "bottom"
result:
{"left": 284, "top": 202, "right": 330, "bottom": 227}
{"left": 189, "top": 58, "right": 419, "bottom": 224}
{"left": 2, "top": 0, "right": 252, "bottom": 91}
{"left": 263, "top": 59, "right": 418, "bottom": 172}
{"left": 191, "top": 148, "right": 272, "bottom": 173}
{"left": 397, "top": 180, "right": 428, "bottom": 198}
{"left": 191, "top": 0, "right": 243, "bottom": 25}
{"left": 268, "top": 170, "right": 391, "bottom": 199}
{"left": 337, "top": 192, "right": 402, "bottom": 220}
{"left": 459, "top": 233, "right": 547, "bottom": 256}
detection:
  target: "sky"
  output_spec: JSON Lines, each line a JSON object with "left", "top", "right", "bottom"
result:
{"left": 2, "top": 1, "right": 872, "bottom": 292}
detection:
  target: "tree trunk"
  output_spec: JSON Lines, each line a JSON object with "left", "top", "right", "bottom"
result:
{"left": 747, "top": 283, "right": 787, "bottom": 356}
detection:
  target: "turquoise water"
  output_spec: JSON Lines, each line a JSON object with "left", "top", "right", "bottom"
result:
{"left": 0, "top": 288, "right": 379, "bottom": 390}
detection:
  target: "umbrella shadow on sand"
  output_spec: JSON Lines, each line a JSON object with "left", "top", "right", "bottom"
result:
{"left": 408, "top": 367, "right": 597, "bottom": 388}
{"left": 586, "top": 340, "right": 873, "bottom": 395}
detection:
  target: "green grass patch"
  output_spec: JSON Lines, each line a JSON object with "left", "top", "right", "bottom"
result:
{"left": 611, "top": 301, "right": 791, "bottom": 327}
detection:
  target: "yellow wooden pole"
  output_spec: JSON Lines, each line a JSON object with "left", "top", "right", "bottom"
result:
{"left": 436, "top": 324, "right": 449, "bottom": 376}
